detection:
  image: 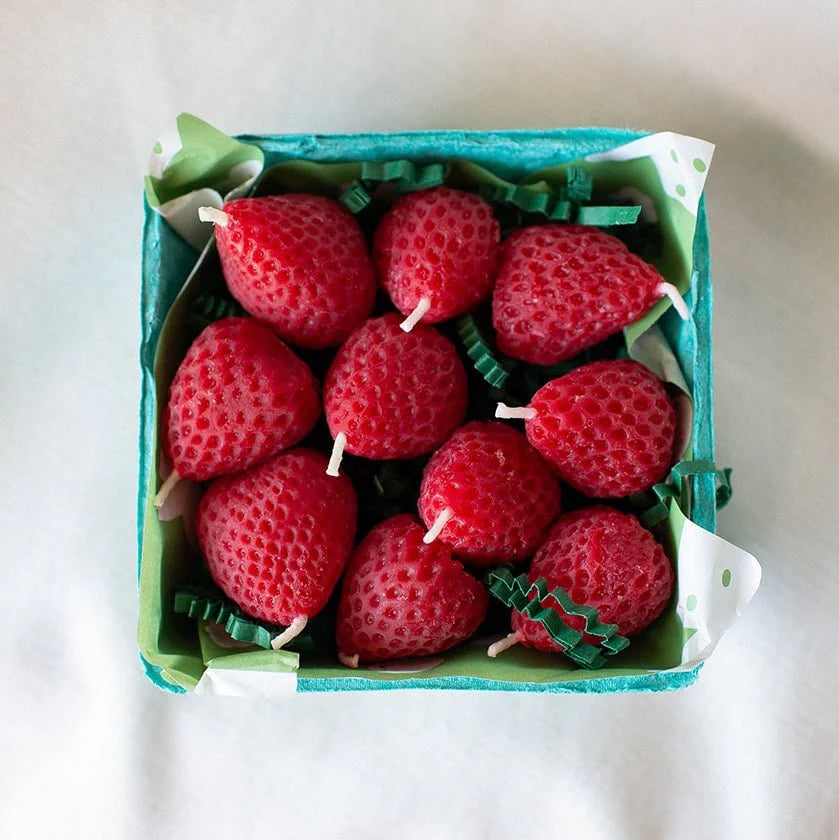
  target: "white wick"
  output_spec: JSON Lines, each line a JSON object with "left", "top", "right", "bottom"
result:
{"left": 338, "top": 652, "right": 360, "bottom": 669}
{"left": 495, "top": 403, "right": 537, "bottom": 420}
{"left": 399, "top": 297, "right": 431, "bottom": 332}
{"left": 198, "top": 206, "right": 229, "bottom": 227}
{"left": 271, "top": 615, "right": 308, "bottom": 650}
{"left": 656, "top": 282, "right": 690, "bottom": 321}
{"left": 422, "top": 507, "right": 454, "bottom": 544}
{"left": 153, "top": 468, "right": 181, "bottom": 509}
{"left": 487, "top": 632, "right": 521, "bottom": 658}
{"left": 326, "top": 432, "right": 347, "bottom": 477}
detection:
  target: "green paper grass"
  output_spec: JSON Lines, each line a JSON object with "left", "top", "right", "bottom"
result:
{"left": 339, "top": 160, "right": 446, "bottom": 212}
{"left": 640, "top": 460, "right": 733, "bottom": 528}
{"left": 174, "top": 587, "right": 277, "bottom": 649}
{"left": 486, "top": 569, "right": 630, "bottom": 670}
{"left": 457, "top": 314, "right": 511, "bottom": 388}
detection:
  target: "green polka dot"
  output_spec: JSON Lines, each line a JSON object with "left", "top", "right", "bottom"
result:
{"left": 722, "top": 569, "right": 732, "bottom": 587}
{"left": 693, "top": 157, "right": 706, "bottom": 172}
{"left": 670, "top": 149, "right": 678, "bottom": 162}
{"left": 152, "top": 141, "right": 163, "bottom": 155}
{"left": 686, "top": 594, "right": 698, "bottom": 611}
{"left": 676, "top": 184, "right": 686, "bottom": 197}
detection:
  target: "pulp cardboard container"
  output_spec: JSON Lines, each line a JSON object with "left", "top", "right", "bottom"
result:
{"left": 138, "top": 122, "right": 760, "bottom": 696}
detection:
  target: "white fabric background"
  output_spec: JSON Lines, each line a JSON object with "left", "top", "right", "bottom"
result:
{"left": 2, "top": 1, "right": 837, "bottom": 837}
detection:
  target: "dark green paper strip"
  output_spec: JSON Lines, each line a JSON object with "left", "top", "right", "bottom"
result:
{"left": 640, "top": 460, "right": 734, "bottom": 527}
{"left": 576, "top": 205, "right": 642, "bottom": 226}
{"left": 457, "top": 314, "right": 510, "bottom": 388}
{"left": 480, "top": 165, "right": 639, "bottom": 226}
{"left": 174, "top": 587, "right": 277, "bottom": 650}
{"left": 339, "top": 160, "right": 446, "bottom": 212}
{"left": 479, "top": 183, "right": 572, "bottom": 221}
{"left": 671, "top": 459, "right": 733, "bottom": 513}
{"left": 639, "top": 482, "right": 678, "bottom": 528}
{"left": 486, "top": 569, "right": 629, "bottom": 670}
{"left": 339, "top": 182, "right": 373, "bottom": 214}
{"left": 360, "top": 160, "right": 446, "bottom": 191}
{"left": 566, "top": 165, "right": 593, "bottom": 203}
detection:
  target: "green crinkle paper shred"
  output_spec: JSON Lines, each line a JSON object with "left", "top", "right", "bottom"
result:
{"left": 486, "top": 568, "right": 630, "bottom": 669}
{"left": 339, "top": 160, "right": 447, "bottom": 212}
{"left": 565, "top": 165, "right": 593, "bottom": 203}
{"left": 478, "top": 183, "right": 572, "bottom": 221}
{"left": 457, "top": 314, "right": 511, "bottom": 388}
{"left": 576, "top": 205, "right": 642, "bottom": 226}
{"left": 640, "top": 460, "right": 733, "bottom": 528}
{"left": 480, "top": 164, "right": 640, "bottom": 227}
{"left": 174, "top": 587, "right": 277, "bottom": 649}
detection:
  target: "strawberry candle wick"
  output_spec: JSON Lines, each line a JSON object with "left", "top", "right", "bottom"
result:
{"left": 495, "top": 403, "right": 538, "bottom": 420}
{"left": 271, "top": 615, "right": 308, "bottom": 650}
{"left": 153, "top": 468, "right": 181, "bottom": 509}
{"left": 399, "top": 297, "right": 431, "bottom": 332}
{"left": 487, "top": 631, "right": 521, "bottom": 658}
{"left": 198, "top": 206, "right": 229, "bottom": 227}
{"left": 422, "top": 507, "right": 453, "bottom": 544}
{"left": 338, "top": 652, "right": 360, "bottom": 669}
{"left": 326, "top": 432, "right": 347, "bottom": 477}
{"left": 656, "top": 282, "right": 689, "bottom": 320}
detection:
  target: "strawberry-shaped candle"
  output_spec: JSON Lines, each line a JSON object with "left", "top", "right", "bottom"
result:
{"left": 488, "top": 507, "right": 675, "bottom": 659}
{"left": 492, "top": 224, "right": 688, "bottom": 364}
{"left": 336, "top": 515, "right": 488, "bottom": 666}
{"left": 197, "top": 448, "right": 357, "bottom": 649}
{"left": 373, "top": 187, "right": 500, "bottom": 332}
{"left": 323, "top": 314, "right": 468, "bottom": 474}
{"left": 155, "top": 317, "right": 320, "bottom": 507}
{"left": 495, "top": 359, "right": 675, "bottom": 498}
{"left": 418, "top": 422, "right": 561, "bottom": 565}
{"left": 199, "top": 195, "right": 376, "bottom": 349}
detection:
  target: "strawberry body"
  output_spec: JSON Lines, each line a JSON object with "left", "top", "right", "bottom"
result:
{"left": 196, "top": 449, "right": 357, "bottom": 625}
{"left": 163, "top": 317, "right": 320, "bottom": 481}
{"left": 336, "top": 515, "right": 488, "bottom": 663}
{"left": 512, "top": 506, "right": 675, "bottom": 651}
{"left": 323, "top": 314, "right": 468, "bottom": 459}
{"left": 374, "top": 187, "right": 500, "bottom": 323}
{"left": 526, "top": 359, "right": 675, "bottom": 497}
{"left": 214, "top": 195, "right": 376, "bottom": 349}
{"left": 492, "top": 225, "right": 666, "bottom": 364}
{"left": 418, "top": 422, "right": 561, "bottom": 566}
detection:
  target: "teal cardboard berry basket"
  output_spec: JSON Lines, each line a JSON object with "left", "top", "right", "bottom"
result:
{"left": 138, "top": 119, "right": 760, "bottom": 696}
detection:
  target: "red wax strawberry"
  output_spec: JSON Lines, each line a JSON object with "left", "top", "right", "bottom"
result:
{"left": 418, "top": 421, "right": 561, "bottom": 566}
{"left": 157, "top": 317, "right": 320, "bottom": 505}
{"left": 373, "top": 187, "right": 500, "bottom": 331}
{"left": 489, "top": 507, "right": 674, "bottom": 659}
{"left": 335, "top": 514, "right": 488, "bottom": 666}
{"left": 197, "top": 448, "right": 357, "bottom": 648}
{"left": 323, "top": 314, "right": 468, "bottom": 471}
{"left": 498, "top": 359, "right": 675, "bottom": 498}
{"left": 492, "top": 224, "right": 688, "bottom": 364}
{"left": 202, "top": 195, "right": 376, "bottom": 349}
